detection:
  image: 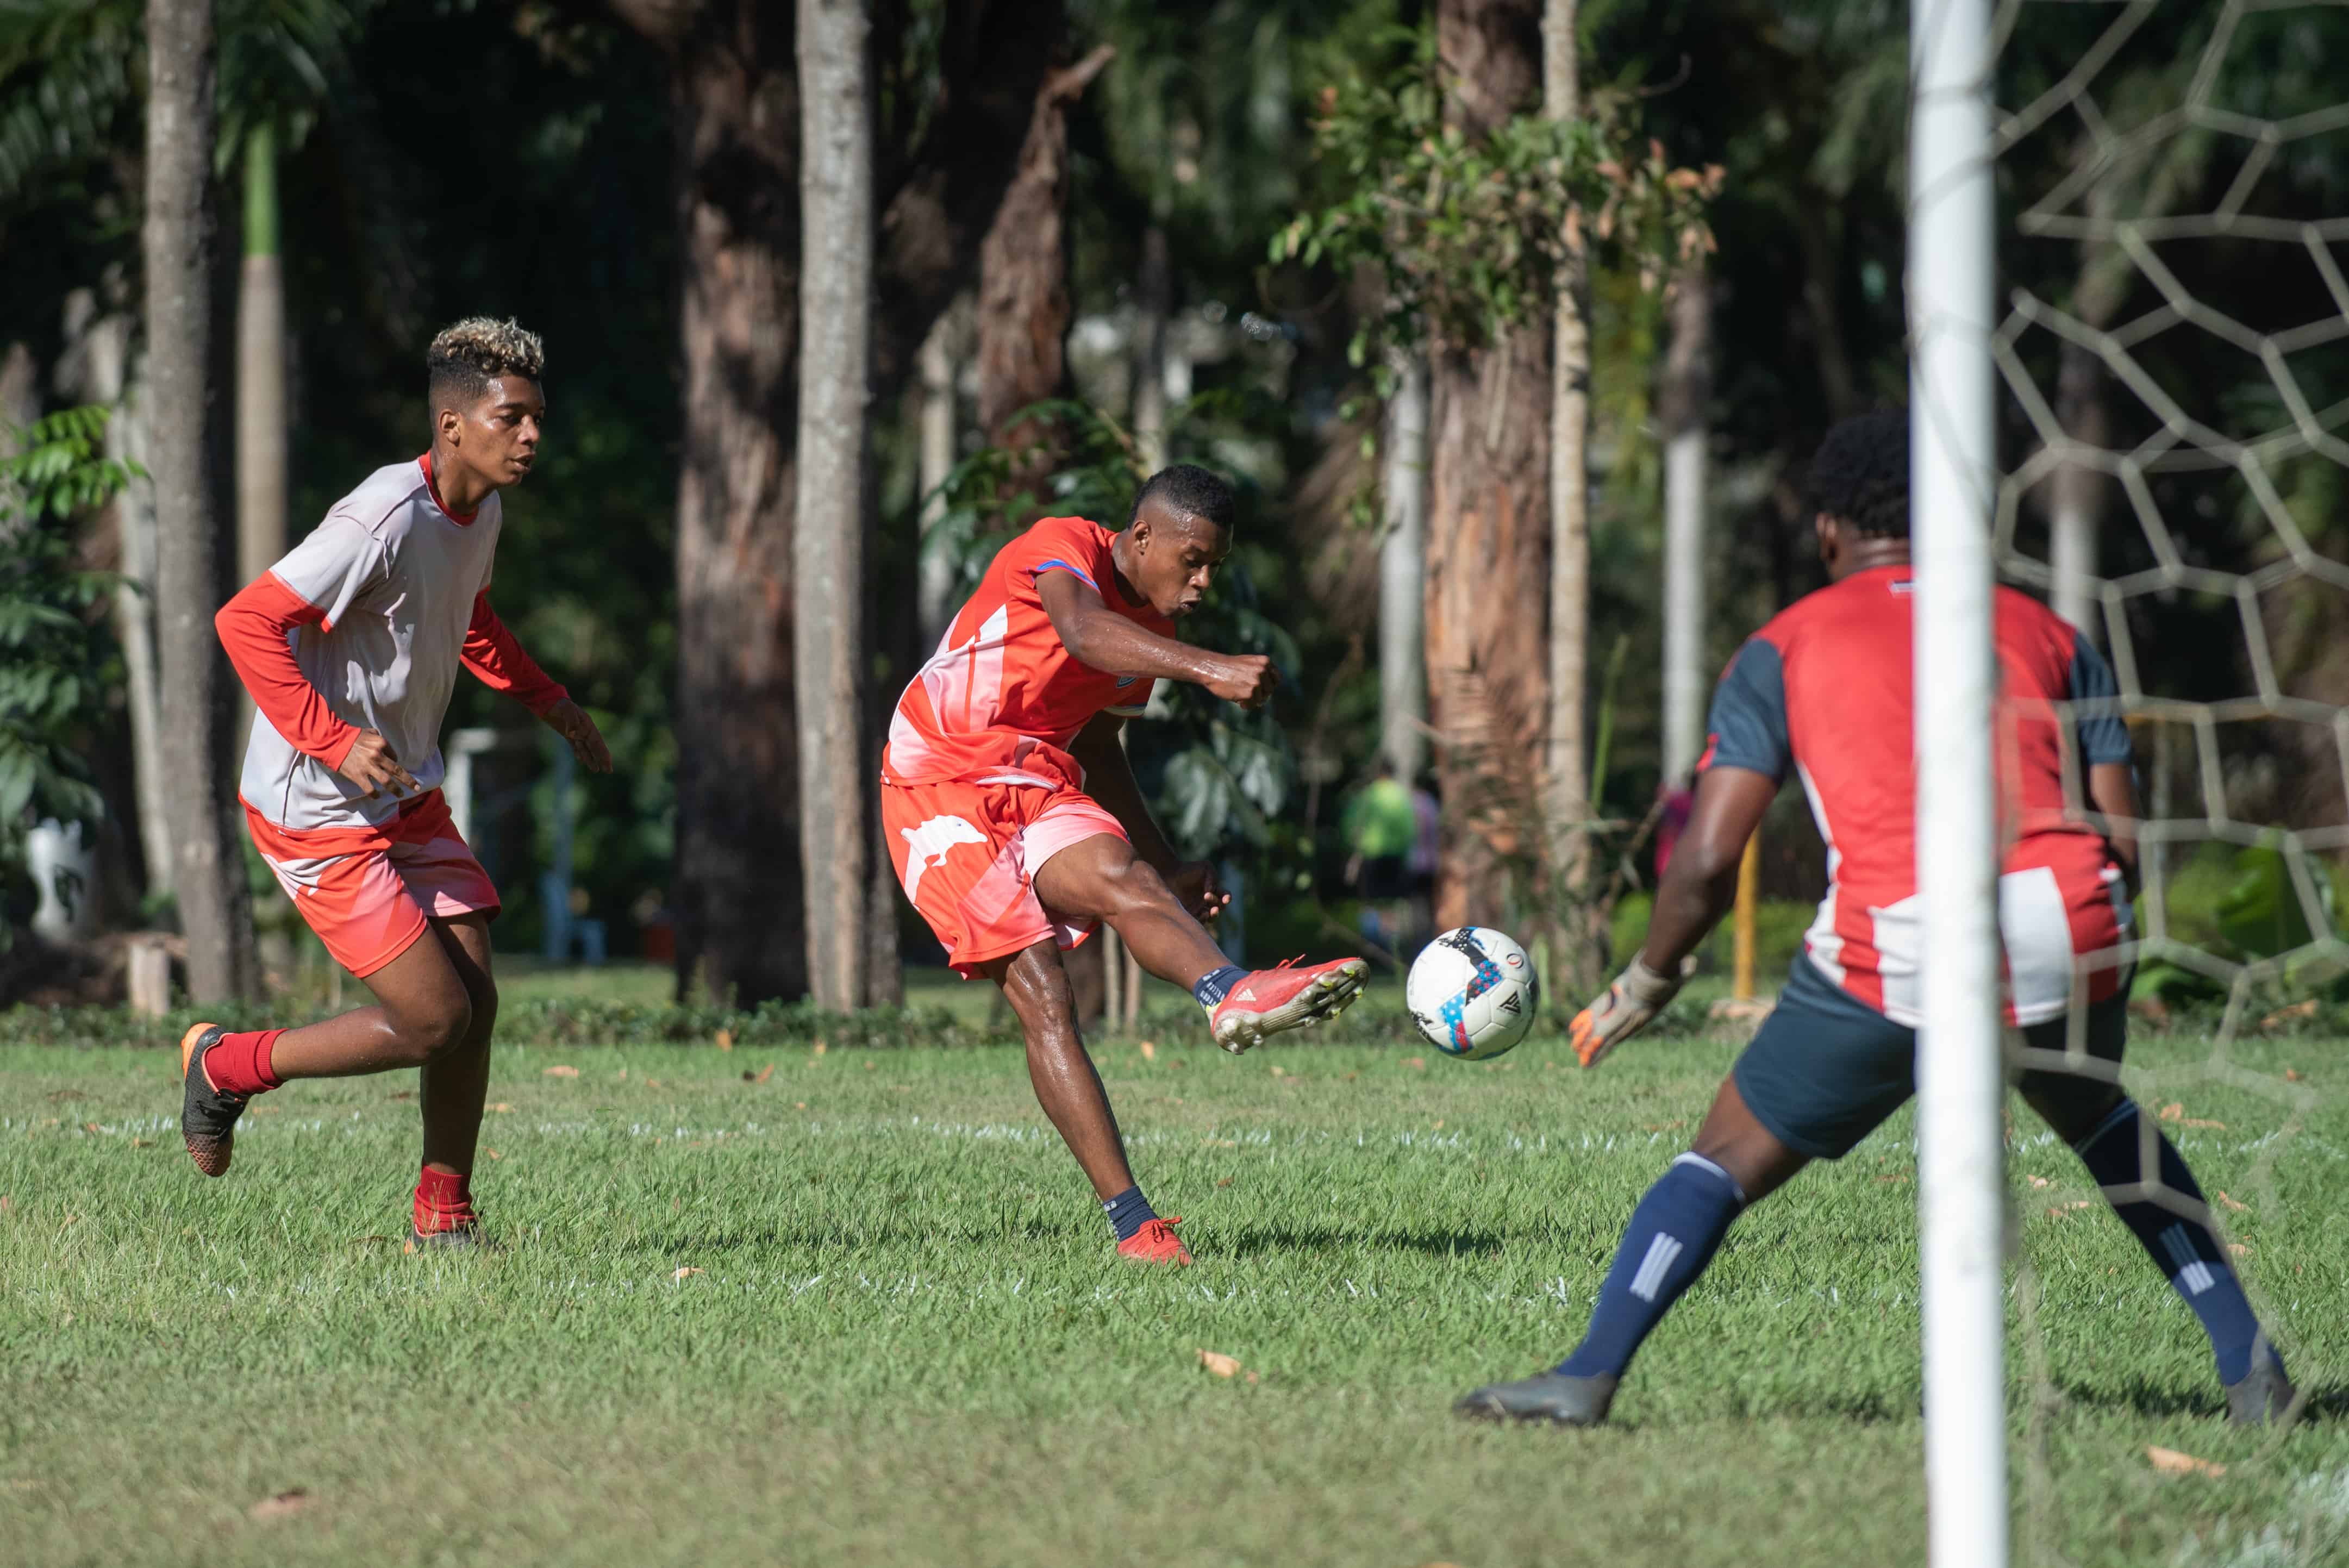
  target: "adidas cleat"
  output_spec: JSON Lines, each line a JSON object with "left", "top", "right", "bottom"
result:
{"left": 1206, "top": 958, "right": 1368, "bottom": 1054}
{"left": 1453, "top": 1372, "right": 1619, "bottom": 1427}
{"left": 178, "top": 1022, "right": 246, "bottom": 1178}
{"left": 1116, "top": 1216, "right": 1192, "bottom": 1265}
{"left": 2226, "top": 1341, "right": 2295, "bottom": 1427}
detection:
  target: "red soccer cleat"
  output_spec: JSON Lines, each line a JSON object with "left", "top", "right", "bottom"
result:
{"left": 1205, "top": 957, "right": 1369, "bottom": 1054}
{"left": 1117, "top": 1216, "right": 1192, "bottom": 1265}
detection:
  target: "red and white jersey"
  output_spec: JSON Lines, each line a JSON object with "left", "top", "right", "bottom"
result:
{"left": 1700, "top": 564, "right": 2135, "bottom": 1025}
{"left": 223, "top": 454, "right": 563, "bottom": 834}
{"left": 882, "top": 515, "right": 1173, "bottom": 790}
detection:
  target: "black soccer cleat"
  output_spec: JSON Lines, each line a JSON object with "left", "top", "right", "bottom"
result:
{"left": 1454, "top": 1371, "right": 1619, "bottom": 1427}
{"left": 2225, "top": 1340, "right": 2296, "bottom": 1427}
{"left": 178, "top": 1022, "right": 247, "bottom": 1178}
{"left": 404, "top": 1220, "right": 496, "bottom": 1255}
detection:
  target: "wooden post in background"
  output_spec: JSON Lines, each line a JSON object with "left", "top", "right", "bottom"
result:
{"left": 1732, "top": 829, "right": 1760, "bottom": 1001}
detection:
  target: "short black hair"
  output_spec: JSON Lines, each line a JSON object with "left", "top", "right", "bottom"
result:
{"left": 1127, "top": 463, "right": 1237, "bottom": 533}
{"left": 428, "top": 316, "right": 545, "bottom": 411}
{"left": 1808, "top": 410, "right": 1909, "bottom": 538}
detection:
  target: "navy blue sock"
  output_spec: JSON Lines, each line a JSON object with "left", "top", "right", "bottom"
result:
{"left": 2072, "top": 1100, "right": 2267, "bottom": 1384}
{"left": 1103, "top": 1185, "right": 1158, "bottom": 1242}
{"left": 1191, "top": 965, "right": 1248, "bottom": 1009}
{"left": 1557, "top": 1153, "right": 1746, "bottom": 1379}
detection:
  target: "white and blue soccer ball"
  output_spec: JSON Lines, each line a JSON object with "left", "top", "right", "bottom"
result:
{"left": 1406, "top": 926, "right": 1539, "bottom": 1060}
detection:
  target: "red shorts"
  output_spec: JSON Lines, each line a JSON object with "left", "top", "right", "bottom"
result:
{"left": 880, "top": 772, "right": 1127, "bottom": 976}
{"left": 243, "top": 791, "right": 500, "bottom": 977}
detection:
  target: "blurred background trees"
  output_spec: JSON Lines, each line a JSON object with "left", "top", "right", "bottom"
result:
{"left": 2, "top": 0, "right": 2345, "bottom": 1009}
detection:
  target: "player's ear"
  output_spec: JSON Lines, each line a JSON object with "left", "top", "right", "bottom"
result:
{"left": 436, "top": 404, "right": 462, "bottom": 448}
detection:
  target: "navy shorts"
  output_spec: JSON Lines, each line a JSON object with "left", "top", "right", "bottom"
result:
{"left": 1732, "top": 955, "right": 2128, "bottom": 1159}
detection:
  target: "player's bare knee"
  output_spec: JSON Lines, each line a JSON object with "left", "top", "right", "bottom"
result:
{"left": 1099, "top": 855, "right": 1177, "bottom": 920}
{"left": 393, "top": 991, "right": 474, "bottom": 1064}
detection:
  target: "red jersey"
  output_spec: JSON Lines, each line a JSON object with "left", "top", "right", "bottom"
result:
{"left": 882, "top": 515, "right": 1173, "bottom": 789}
{"left": 1700, "top": 564, "right": 2135, "bottom": 1024}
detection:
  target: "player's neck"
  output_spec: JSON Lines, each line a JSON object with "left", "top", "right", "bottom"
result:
{"left": 1829, "top": 541, "right": 1909, "bottom": 581}
{"left": 425, "top": 443, "right": 496, "bottom": 519}
{"left": 1105, "top": 531, "right": 1145, "bottom": 607}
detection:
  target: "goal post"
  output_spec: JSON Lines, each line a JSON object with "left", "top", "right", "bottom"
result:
{"left": 1908, "top": 0, "right": 2009, "bottom": 1565}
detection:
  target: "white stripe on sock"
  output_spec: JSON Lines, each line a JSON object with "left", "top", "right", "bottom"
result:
{"left": 1629, "top": 1233, "right": 1684, "bottom": 1302}
{"left": 2160, "top": 1223, "right": 2215, "bottom": 1296}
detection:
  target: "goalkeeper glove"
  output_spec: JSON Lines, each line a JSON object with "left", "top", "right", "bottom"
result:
{"left": 1570, "top": 957, "right": 1683, "bottom": 1068}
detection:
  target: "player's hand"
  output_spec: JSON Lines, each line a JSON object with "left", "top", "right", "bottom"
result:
{"left": 1203, "top": 653, "right": 1276, "bottom": 709}
{"left": 1570, "top": 957, "right": 1684, "bottom": 1069}
{"left": 334, "top": 730, "right": 420, "bottom": 799}
{"left": 542, "top": 698, "right": 613, "bottom": 774}
{"left": 1169, "top": 861, "right": 1230, "bottom": 924}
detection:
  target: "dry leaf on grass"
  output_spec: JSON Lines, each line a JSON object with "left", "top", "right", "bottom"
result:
{"left": 2028, "top": 1176, "right": 2051, "bottom": 1188}
{"left": 1139, "top": 1040, "right": 1157, "bottom": 1061}
{"left": 2229, "top": 1243, "right": 2252, "bottom": 1258}
{"left": 755, "top": 1064, "right": 776, "bottom": 1084}
{"left": 1403, "top": 1057, "right": 1426, "bottom": 1070}
{"left": 2260, "top": 1000, "right": 2317, "bottom": 1031}
{"left": 795, "top": 1101, "right": 808, "bottom": 1109}
{"left": 388, "top": 1090, "right": 413, "bottom": 1101}
{"left": 2047, "top": 1202, "right": 2095, "bottom": 1219}
{"left": 715, "top": 1028, "right": 734, "bottom": 1052}
{"left": 2182, "top": 1117, "right": 2227, "bottom": 1130}
{"left": 130, "top": 1138, "right": 153, "bottom": 1149}
{"left": 490, "top": 1103, "right": 513, "bottom": 1114}
{"left": 484, "top": 1150, "right": 502, "bottom": 1161}
{"left": 0, "top": 1195, "right": 12, "bottom": 1215}
{"left": 1215, "top": 1177, "right": 1234, "bottom": 1188}
{"left": 2217, "top": 1191, "right": 2249, "bottom": 1212}
{"left": 2158, "top": 1103, "right": 2184, "bottom": 1122}
{"left": 543, "top": 1065, "right": 579, "bottom": 1079}
{"left": 811, "top": 1040, "right": 828, "bottom": 1057}
{"left": 2146, "top": 1446, "right": 2226, "bottom": 1478}
{"left": 82, "top": 1122, "right": 99, "bottom": 1134}
{"left": 249, "top": 1489, "right": 313, "bottom": 1520}
{"left": 672, "top": 1266, "right": 703, "bottom": 1282}
{"left": 2285, "top": 1067, "right": 2302, "bottom": 1082}
{"left": 1196, "top": 1350, "right": 1244, "bottom": 1378}
{"left": 646, "top": 1079, "right": 665, "bottom": 1090}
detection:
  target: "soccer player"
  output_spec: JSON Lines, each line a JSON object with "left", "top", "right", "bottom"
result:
{"left": 882, "top": 464, "right": 1367, "bottom": 1264}
{"left": 179, "top": 317, "right": 609, "bottom": 1250}
{"left": 1457, "top": 412, "right": 2295, "bottom": 1427}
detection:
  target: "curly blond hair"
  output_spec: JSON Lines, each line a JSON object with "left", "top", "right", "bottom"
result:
{"left": 427, "top": 316, "right": 545, "bottom": 407}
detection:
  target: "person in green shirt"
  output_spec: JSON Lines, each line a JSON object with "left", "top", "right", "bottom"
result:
{"left": 1344, "top": 761, "right": 1419, "bottom": 956}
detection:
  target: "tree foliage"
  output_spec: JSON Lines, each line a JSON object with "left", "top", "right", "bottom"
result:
{"left": 0, "top": 405, "right": 128, "bottom": 890}
{"left": 1274, "top": 25, "right": 1720, "bottom": 384}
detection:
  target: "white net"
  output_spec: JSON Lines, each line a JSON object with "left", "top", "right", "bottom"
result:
{"left": 1989, "top": 1, "right": 2349, "bottom": 1555}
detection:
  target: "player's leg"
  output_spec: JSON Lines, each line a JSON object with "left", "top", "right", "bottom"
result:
{"left": 178, "top": 905, "right": 473, "bottom": 1177}
{"left": 983, "top": 939, "right": 1188, "bottom": 1264}
{"left": 1459, "top": 958, "right": 1901, "bottom": 1426}
{"left": 2016, "top": 999, "right": 2292, "bottom": 1423}
{"left": 410, "top": 913, "right": 497, "bottom": 1246}
{"left": 1029, "top": 826, "right": 1366, "bottom": 1052}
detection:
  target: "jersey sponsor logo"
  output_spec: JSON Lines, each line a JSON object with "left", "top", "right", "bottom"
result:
{"left": 898, "top": 814, "right": 989, "bottom": 905}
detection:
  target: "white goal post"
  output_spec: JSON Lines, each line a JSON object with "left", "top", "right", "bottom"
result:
{"left": 1909, "top": 0, "right": 2008, "bottom": 1565}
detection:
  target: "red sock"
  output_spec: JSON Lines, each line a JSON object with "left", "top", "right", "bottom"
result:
{"left": 202, "top": 1029, "right": 284, "bottom": 1096}
{"left": 413, "top": 1166, "right": 475, "bottom": 1234}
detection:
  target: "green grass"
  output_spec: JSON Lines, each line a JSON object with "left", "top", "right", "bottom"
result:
{"left": 3, "top": 1005, "right": 2346, "bottom": 1566}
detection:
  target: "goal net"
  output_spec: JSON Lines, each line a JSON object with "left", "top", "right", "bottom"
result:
{"left": 1919, "top": 1, "right": 2349, "bottom": 1561}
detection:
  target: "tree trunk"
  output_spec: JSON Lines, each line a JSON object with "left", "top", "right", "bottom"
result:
{"left": 1133, "top": 223, "right": 1171, "bottom": 467}
{"left": 914, "top": 311, "right": 960, "bottom": 649}
{"left": 1426, "top": 0, "right": 1548, "bottom": 934}
{"left": 2050, "top": 179, "right": 2125, "bottom": 641}
{"left": 665, "top": 0, "right": 808, "bottom": 1006}
{"left": 144, "top": 0, "right": 258, "bottom": 1000}
{"left": 974, "top": 44, "right": 1114, "bottom": 489}
{"left": 1659, "top": 261, "right": 1712, "bottom": 781}
{"left": 1379, "top": 354, "right": 1429, "bottom": 783}
{"left": 236, "top": 121, "right": 286, "bottom": 592}
{"left": 795, "top": 0, "right": 874, "bottom": 1012}
{"left": 1539, "top": 0, "right": 1602, "bottom": 990}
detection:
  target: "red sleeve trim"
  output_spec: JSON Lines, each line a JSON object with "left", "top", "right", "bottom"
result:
{"left": 215, "top": 573, "right": 361, "bottom": 770}
{"left": 462, "top": 591, "right": 570, "bottom": 715}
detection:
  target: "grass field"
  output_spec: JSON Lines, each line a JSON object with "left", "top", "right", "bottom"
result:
{"left": 4, "top": 995, "right": 2346, "bottom": 1566}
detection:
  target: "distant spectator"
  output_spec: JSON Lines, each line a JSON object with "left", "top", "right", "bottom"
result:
{"left": 1342, "top": 760, "right": 1417, "bottom": 955}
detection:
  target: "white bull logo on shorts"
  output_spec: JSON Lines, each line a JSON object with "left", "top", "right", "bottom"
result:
{"left": 899, "top": 814, "right": 989, "bottom": 906}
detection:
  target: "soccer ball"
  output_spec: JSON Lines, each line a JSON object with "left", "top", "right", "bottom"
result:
{"left": 1406, "top": 926, "right": 1539, "bottom": 1060}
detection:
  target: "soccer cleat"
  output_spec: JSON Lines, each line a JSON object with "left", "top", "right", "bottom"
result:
{"left": 404, "top": 1221, "right": 491, "bottom": 1255}
{"left": 1205, "top": 957, "right": 1369, "bottom": 1054}
{"left": 1116, "top": 1216, "right": 1192, "bottom": 1265}
{"left": 178, "top": 1022, "right": 246, "bottom": 1178}
{"left": 1453, "top": 1371, "right": 1619, "bottom": 1427}
{"left": 2225, "top": 1340, "right": 2295, "bottom": 1427}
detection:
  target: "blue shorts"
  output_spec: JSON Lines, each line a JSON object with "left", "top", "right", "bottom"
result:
{"left": 1732, "top": 954, "right": 2128, "bottom": 1160}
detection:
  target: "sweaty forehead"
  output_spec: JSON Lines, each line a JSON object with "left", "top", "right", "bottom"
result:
{"left": 479, "top": 376, "right": 544, "bottom": 414}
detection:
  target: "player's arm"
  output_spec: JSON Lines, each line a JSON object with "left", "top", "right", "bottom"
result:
{"left": 461, "top": 590, "right": 611, "bottom": 773}
{"left": 2067, "top": 629, "right": 2139, "bottom": 897}
{"left": 215, "top": 573, "right": 417, "bottom": 798}
{"left": 1065, "top": 713, "right": 1230, "bottom": 923}
{"left": 1036, "top": 570, "right": 1273, "bottom": 708}
{"left": 1574, "top": 636, "right": 1790, "bottom": 1068}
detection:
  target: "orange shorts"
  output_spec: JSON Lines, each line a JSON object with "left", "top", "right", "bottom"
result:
{"left": 243, "top": 790, "right": 500, "bottom": 978}
{"left": 880, "top": 772, "right": 1128, "bottom": 976}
